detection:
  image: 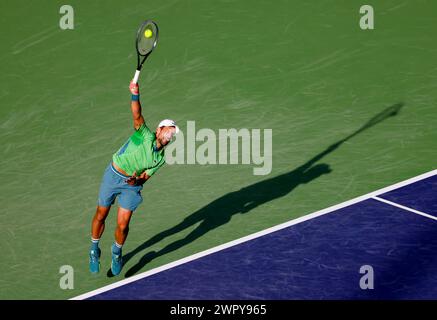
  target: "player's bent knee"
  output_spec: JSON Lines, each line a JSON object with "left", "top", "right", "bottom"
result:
{"left": 96, "top": 213, "right": 107, "bottom": 222}
{"left": 96, "top": 206, "right": 110, "bottom": 220}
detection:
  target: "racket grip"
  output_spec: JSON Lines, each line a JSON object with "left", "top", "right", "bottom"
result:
{"left": 132, "top": 70, "right": 141, "bottom": 84}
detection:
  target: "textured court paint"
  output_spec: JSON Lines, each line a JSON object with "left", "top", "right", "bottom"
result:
{"left": 379, "top": 175, "right": 437, "bottom": 217}
{"left": 0, "top": 0, "right": 436, "bottom": 299}
{"left": 88, "top": 197, "right": 437, "bottom": 300}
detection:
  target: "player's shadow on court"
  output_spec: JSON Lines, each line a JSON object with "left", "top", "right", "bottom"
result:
{"left": 119, "top": 103, "right": 404, "bottom": 278}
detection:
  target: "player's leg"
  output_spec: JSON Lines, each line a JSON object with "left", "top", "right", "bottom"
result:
{"left": 92, "top": 206, "right": 110, "bottom": 238}
{"left": 111, "top": 207, "right": 134, "bottom": 276}
{"left": 115, "top": 206, "right": 134, "bottom": 245}
{"left": 90, "top": 163, "right": 118, "bottom": 273}
{"left": 91, "top": 205, "right": 111, "bottom": 240}
{"left": 111, "top": 181, "right": 143, "bottom": 276}
{"left": 89, "top": 205, "right": 113, "bottom": 274}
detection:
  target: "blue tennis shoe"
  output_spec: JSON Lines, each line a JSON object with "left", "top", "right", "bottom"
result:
{"left": 111, "top": 244, "right": 123, "bottom": 276}
{"left": 89, "top": 248, "right": 101, "bottom": 274}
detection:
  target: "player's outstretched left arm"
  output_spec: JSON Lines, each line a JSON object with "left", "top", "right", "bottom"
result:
{"left": 129, "top": 81, "right": 145, "bottom": 130}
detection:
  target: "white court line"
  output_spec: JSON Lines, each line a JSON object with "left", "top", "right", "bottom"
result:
{"left": 373, "top": 196, "right": 437, "bottom": 221}
{"left": 71, "top": 169, "right": 437, "bottom": 300}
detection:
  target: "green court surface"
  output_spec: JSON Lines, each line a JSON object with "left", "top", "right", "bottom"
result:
{"left": 0, "top": 0, "right": 436, "bottom": 299}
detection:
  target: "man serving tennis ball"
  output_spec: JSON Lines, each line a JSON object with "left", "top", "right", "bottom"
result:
{"left": 89, "top": 80, "right": 179, "bottom": 276}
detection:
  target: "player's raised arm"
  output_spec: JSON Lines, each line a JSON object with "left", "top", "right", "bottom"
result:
{"left": 129, "top": 81, "right": 145, "bottom": 130}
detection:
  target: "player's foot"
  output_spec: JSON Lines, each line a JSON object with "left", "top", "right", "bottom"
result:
{"left": 89, "top": 248, "right": 101, "bottom": 274}
{"left": 111, "top": 245, "right": 123, "bottom": 276}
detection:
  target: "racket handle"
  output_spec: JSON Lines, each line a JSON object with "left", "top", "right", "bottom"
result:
{"left": 132, "top": 70, "right": 141, "bottom": 84}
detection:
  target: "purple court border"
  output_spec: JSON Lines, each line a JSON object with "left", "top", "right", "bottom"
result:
{"left": 71, "top": 169, "right": 437, "bottom": 300}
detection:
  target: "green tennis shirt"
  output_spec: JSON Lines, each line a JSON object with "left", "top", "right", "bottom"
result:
{"left": 112, "top": 122, "right": 166, "bottom": 177}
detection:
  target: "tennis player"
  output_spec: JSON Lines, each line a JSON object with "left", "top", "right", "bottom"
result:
{"left": 89, "top": 81, "right": 179, "bottom": 276}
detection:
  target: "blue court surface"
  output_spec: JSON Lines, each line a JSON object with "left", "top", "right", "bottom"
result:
{"left": 75, "top": 170, "right": 437, "bottom": 300}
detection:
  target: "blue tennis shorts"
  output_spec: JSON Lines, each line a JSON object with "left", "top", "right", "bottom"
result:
{"left": 97, "top": 162, "right": 143, "bottom": 212}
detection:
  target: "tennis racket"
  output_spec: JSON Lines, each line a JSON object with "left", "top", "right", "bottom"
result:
{"left": 132, "top": 20, "right": 159, "bottom": 84}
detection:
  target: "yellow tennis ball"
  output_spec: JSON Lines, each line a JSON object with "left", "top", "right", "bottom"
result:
{"left": 144, "top": 29, "right": 153, "bottom": 38}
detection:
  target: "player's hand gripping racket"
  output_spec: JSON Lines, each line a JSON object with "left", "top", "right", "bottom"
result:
{"left": 132, "top": 20, "right": 159, "bottom": 84}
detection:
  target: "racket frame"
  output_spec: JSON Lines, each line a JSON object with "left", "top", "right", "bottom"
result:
{"left": 133, "top": 20, "right": 159, "bottom": 83}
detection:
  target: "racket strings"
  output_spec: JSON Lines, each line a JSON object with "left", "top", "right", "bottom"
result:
{"left": 137, "top": 23, "right": 158, "bottom": 56}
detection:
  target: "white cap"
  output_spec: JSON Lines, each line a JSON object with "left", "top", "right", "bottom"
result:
{"left": 158, "top": 119, "right": 180, "bottom": 134}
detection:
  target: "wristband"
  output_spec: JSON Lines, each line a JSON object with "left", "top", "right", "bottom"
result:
{"left": 131, "top": 94, "right": 140, "bottom": 101}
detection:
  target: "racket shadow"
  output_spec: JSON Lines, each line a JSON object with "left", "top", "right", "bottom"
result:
{"left": 118, "top": 102, "right": 404, "bottom": 278}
